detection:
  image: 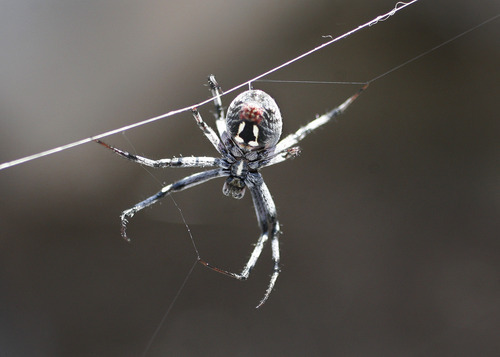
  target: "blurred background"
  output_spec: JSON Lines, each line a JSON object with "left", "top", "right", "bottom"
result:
{"left": 0, "top": 0, "right": 498, "bottom": 356}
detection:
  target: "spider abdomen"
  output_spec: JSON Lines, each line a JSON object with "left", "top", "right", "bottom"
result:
{"left": 226, "top": 90, "right": 282, "bottom": 151}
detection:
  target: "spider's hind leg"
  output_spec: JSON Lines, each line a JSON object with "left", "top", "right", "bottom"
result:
{"left": 198, "top": 228, "right": 270, "bottom": 282}
{"left": 250, "top": 177, "right": 281, "bottom": 308}
{"left": 199, "top": 173, "right": 281, "bottom": 308}
{"left": 198, "top": 227, "right": 275, "bottom": 307}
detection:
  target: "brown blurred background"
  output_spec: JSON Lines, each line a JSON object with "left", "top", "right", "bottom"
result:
{"left": 0, "top": 0, "right": 498, "bottom": 356}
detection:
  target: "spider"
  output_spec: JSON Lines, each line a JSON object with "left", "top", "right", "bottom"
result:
{"left": 96, "top": 75, "right": 367, "bottom": 307}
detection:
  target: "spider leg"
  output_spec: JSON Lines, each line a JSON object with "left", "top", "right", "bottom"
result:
{"left": 95, "top": 139, "right": 222, "bottom": 168}
{"left": 198, "top": 173, "right": 280, "bottom": 308}
{"left": 261, "top": 146, "right": 302, "bottom": 168}
{"left": 249, "top": 175, "right": 281, "bottom": 308}
{"left": 191, "top": 108, "right": 225, "bottom": 155}
{"left": 207, "top": 75, "right": 226, "bottom": 137}
{"left": 120, "top": 168, "right": 227, "bottom": 241}
{"left": 274, "top": 83, "right": 368, "bottom": 154}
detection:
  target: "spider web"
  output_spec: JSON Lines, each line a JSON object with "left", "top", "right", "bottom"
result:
{"left": 0, "top": 1, "right": 498, "bottom": 356}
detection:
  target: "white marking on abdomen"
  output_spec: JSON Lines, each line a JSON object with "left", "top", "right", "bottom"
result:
{"left": 248, "top": 125, "right": 260, "bottom": 147}
{"left": 235, "top": 122, "right": 245, "bottom": 144}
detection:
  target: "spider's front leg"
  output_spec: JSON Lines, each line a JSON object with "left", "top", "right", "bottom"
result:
{"left": 95, "top": 139, "right": 221, "bottom": 168}
{"left": 119, "top": 169, "right": 227, "bottom": 241}
{"left": 207, "top": 74, "right": 226, "bottom": 137}
{"left": 191, "top": 108, "right": 226, "bottom": 156}
{"left": 274, "top": 83, "right": 368, "bottom": 155}
{"left": 199, "top": 173, "right": 280, "bottom": 308}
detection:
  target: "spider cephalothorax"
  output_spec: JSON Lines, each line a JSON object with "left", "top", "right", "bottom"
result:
{"left": 97, "top": 75, "right": 366, "bottom": 307}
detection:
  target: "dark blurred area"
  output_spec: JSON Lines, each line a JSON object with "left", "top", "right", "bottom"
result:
{"left": 0, "top": 1, "right": 499, "bottom": 356}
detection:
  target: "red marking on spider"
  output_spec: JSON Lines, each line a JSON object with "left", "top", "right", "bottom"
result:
{"left": 239, "top": 105, "right": 263, "bottom": 124}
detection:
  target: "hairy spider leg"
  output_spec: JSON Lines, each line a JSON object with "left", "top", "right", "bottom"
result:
{"left": 119, "top": 168, "right": 227, "bottom": 241}
{"left": 250, "top": 174, "right": 281, "bottom": 308}
{"left": 191, "top": 108, "right": 225, "bottom": 155}
{"left": 261, "top": 146, "right": 302, "bottom": 168}
{"left": 199, "top": 172, "right": 280, "bottom": 308}
{"left": 207, "top": 74, "right": 226, "bottom": 137}
{"left": 95, "top": 139, "right": 221, "bottom": 168}
{"left": 274, "top": 83, "right": 368, "bottom": 154}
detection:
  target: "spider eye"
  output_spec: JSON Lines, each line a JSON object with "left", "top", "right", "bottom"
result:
{"left": 226, "top": 90, "right": 282, "bottom": 150}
